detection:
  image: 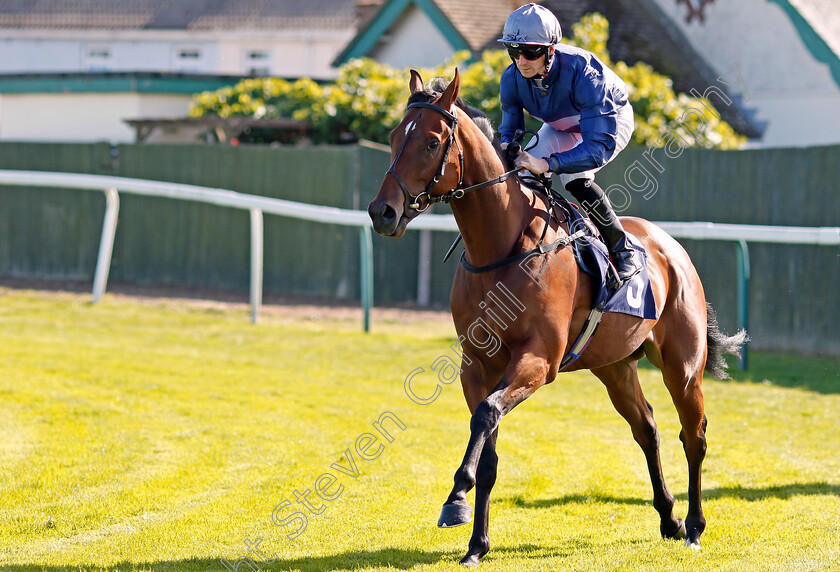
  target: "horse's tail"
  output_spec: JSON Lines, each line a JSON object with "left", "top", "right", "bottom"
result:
{"left": 705, "top": 302, "right": 749, "bottom": 380}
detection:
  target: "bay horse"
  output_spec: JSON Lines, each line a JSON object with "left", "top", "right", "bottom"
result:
{"left": 368, "top": 69, "right": 745, "bottom": 567}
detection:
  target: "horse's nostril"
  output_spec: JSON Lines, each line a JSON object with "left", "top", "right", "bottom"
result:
{"left": 368, "top": 201, "right": 400, "bottom": 232}
{"left": 382, "top": 205, "right": 397, "bottom": 223}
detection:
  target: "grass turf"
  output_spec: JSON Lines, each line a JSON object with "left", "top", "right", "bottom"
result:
{"left": 0, "top": 287, "right": 838, "bottom": 571}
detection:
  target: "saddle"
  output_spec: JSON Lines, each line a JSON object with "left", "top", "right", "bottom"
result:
{"left": 549, "top": 191, "right": 658, "bottom": 321}
{"left": 454, "top": 171, "right": 658, "bottom": 371}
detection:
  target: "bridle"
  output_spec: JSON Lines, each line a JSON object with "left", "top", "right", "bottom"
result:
{"left": 385, "top": 101, "right": 517, "bottom": 212}
{"left": 385, "top": 102, "right": 464, "bottom": 212}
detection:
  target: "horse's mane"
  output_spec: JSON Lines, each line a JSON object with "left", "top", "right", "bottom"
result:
{"left": 408, "top": 78, "right": 498, "bottom": 144}
{"left": 407, "top": 77, "right": 518, "bottom": 171}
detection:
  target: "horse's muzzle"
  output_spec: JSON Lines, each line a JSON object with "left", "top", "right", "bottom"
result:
{"left": 368, "top": 200, "right": 409, "bottom": 237}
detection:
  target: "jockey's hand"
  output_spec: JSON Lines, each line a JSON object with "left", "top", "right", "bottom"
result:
{"left": 503, "top": 141, "right": 521, "bottom": 164}
{"left": 515, "top": 151, "right": 550, "bottom": 175}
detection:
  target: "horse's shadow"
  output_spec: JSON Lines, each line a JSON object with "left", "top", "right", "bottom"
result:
{"left": 505, "top": 492, "right": 651, "bottom": 509}
{"left": 237, "top": 548, "right": 457, "bottom": 571}
{"left": 6, "top": 484, "right": 836, "bottom": 571}
{"left": 680, "top": 481, "right": 840, "bottom": 501}
{"left": 502, "top": 481, "right": 839, "bottom": 510}
{"left": 0, "top": 546, "right": 561, "bottom": 572}
{"left": 0, "top": 550, "right": 453, "bottom": 572}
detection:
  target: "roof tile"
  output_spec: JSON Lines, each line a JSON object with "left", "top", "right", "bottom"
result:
{"left": 0, "top": 0, "right": 357, "bottom": 30}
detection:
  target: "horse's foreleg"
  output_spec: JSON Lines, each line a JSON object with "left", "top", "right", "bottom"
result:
{"left": 438, "top": 380, "right": 507, "bottom": 528}
{"left": 439, "top": 350, "right": 550, "bottom": 565}
{"left": 458, "top": 433, "right": 498, "bottom": 567}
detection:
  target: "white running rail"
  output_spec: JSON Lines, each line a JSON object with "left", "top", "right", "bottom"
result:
{"left": 1, "top": 170, "right": 838, "bottom": 343}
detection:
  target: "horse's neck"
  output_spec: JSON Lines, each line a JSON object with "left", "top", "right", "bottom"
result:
{"left": 449, "top": 135, "right": 534, "bottom": 269}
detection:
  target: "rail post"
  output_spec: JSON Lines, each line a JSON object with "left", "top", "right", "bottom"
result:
{"left": 250, "top": 208, "right": 264, "bottom": 324}
{"left": 735, "top": 240, "right": 750, "bottom": 370}
{"left": 92, "top": 187, "right": 119, "bottom": 304}
{"left": 359, "top": 225, "right": 374, "bottom": 332}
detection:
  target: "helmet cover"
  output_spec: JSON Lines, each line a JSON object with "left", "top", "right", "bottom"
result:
{"left": 497, "top": 3, "right": 562, "bottom": 47}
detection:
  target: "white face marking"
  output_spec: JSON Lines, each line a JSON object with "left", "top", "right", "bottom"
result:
{"left": 404, "top": 120, "right": 416, "bottom": 137}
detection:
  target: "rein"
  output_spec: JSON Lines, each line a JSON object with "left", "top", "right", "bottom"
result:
{"left": 460, "top": 225, "right": 589, "bottom": 273}
{"left": 459, "top": 194, "right": 590, "bottom": 274}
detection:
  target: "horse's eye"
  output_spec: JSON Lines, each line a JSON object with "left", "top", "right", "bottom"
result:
{"left": 428, "top": 140, "right": 441, "bottom": 150}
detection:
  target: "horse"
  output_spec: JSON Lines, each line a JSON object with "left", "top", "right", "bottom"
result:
{"left": 367, "top": 69, "right": 746, "bottom": 567}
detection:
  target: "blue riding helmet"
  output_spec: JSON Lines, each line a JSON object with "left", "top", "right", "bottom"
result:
{"left": 497, "top": 3, "right": 562, "bottom": 47}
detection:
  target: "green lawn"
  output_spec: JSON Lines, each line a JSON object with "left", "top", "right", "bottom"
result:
{"left": 0, "top": 287, "right": 838, "bottom": 571}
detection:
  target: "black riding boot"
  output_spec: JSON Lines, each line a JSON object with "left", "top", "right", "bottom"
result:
{"left": 565, "top": 178, "right": 642, "bottom": 285}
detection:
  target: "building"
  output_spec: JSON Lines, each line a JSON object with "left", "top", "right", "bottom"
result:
{"left": 3, "top": 0, "right": 839, "bottom": 147}
{"left": 334, "top": 0, "right": 515, "bottom": 69}
{"left": 336, "top": 0, "right": 840, "bottom": 148}
{"left": 640, "top": 0, "right": 840, "bottom": 147}
{"left": 0, "top": 0, "right": 359, "bottom": 143}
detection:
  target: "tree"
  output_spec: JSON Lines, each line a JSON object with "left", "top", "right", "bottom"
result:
{"left": 190, "top": 13, "right": 744, "bottom": 149}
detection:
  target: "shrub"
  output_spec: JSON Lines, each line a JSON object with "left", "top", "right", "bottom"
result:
{"left": 190, "top": 13, "right": 744, "bottom": 149}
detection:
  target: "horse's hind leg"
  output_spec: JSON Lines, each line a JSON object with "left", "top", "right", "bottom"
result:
{"left": 648, "top": 311, "right": 708, "bottom": 548}
{"left": 665, "top": 358, "right": 707, "bottom": 549}
{"left": 591, "top": 360, "right": 686, "bottom": 540}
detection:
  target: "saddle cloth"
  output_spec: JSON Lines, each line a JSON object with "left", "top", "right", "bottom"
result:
{"left": 563, "top": 200, "right": 658, "bottom": 320}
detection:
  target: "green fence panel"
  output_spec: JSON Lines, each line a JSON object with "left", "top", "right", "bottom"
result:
{"left": 596, "top": 144, "right": 840, "bottom": 353}
{"left": 597, "top": 145, "right": 840, "bottom": 227}
{"left": 0, "top": 185, "right": 105, "bottom": 280}
{"left": 0, "top": 142, "right": 114, "bottom": 279}
{"left": 1, "top": 141, "right": 838, "bottom": 354}
{"left": 0, "top": 141, "right": 114, "bottom": 174}
{"left": 113, "top": 144, "right": 360, "bottom": 298}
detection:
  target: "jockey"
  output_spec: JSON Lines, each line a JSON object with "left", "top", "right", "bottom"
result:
{"left": 498, "top": 3, "right": 642, "bottom": 284}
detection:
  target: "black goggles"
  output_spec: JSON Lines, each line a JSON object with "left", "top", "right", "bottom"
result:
{"left": 506, "top": 45, "right": 547, "bottom": 61}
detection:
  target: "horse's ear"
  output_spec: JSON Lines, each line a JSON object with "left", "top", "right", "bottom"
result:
{"left": 439, "top": 68, "right": 461, "bottom": 112}
{"left": 409, "top": 69, "right": 424, "bottom": 94}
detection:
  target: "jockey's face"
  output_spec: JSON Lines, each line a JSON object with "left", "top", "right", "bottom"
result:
{"left": 513, "top": 45, "right": 554, "bottom": 79}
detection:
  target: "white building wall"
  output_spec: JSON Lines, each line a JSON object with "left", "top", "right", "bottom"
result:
{"left": 648, "top": 0, "right": 840, "bottom": 147}
{"left": 216, "top": 30, "right": 355, "bottom": 78}
{"left": 370, "top": 5, "right": 456, "bottom": 69}
{"left": 0, "top": 29, "right": 354, "bottom": 79}
{"left": 0, "top": 25, "right": 355, "bottom": 144}
{"left": 0, "top": 38, "right": 83, "bottom": 72}
{"left": 0, "top": 92, "right": 191, "bottom": 143}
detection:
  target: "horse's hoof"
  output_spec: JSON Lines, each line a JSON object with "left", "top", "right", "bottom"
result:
{"left": 459, "top": 554, "right": 481, "bottom": 567}
{"left": 684, "top": 538, "right": 701, "bottom": 551}
{"left": 662, "top": 518, "right": 686, "bottom": 540}
{"left": 438, "top": 503, "right": 472, "bottom": 528}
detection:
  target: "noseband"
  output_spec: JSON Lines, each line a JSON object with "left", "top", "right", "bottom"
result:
{"left": 385, "top": 102, "right": 465, "bottom": 212}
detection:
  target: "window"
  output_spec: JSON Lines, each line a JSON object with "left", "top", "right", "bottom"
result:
{"left": 84, "top": 46, "right": 112, "bottom": 71}
{"left": 175, "top": 47, "right": 204, "bottom": 72}
{"left": 178, "top": 48, "right": 201, "bottom": 60}
{"left": 245, "top": 50, "right": 271, "bottom": 76}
